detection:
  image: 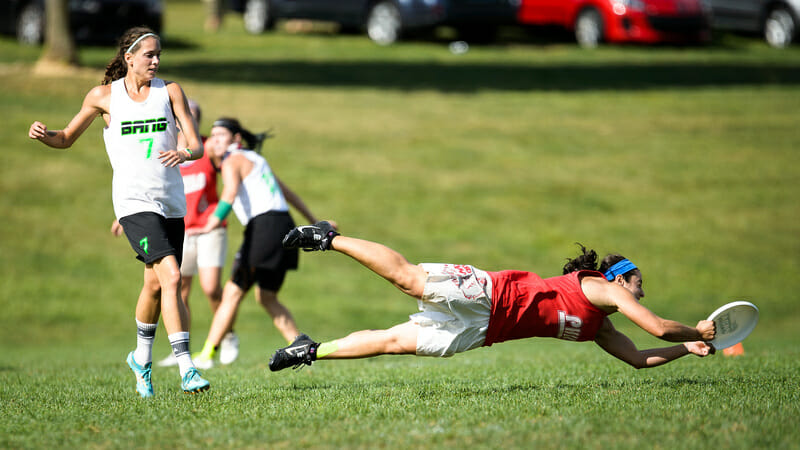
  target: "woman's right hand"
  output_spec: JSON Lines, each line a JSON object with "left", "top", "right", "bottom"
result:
{"left": 695, "top": 319, "right": 716, "bottom": 341}
{"left": 29, "top": 121, "right": 48, "bottom": 140}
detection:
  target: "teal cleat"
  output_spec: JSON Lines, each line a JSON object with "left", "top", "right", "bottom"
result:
{"left": 126, "top": 352, "right": 154, "bottom": 398}
{"left": 181, "top": 368, "right": 210, "bottom": 394}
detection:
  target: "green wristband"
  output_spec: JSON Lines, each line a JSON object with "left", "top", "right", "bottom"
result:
{"left": 213, "top": 201, "right": 232, "bottom": 221}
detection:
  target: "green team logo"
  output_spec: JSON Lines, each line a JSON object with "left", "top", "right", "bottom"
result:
{"left": 124, "top": 117, "right": 169, "bottom": 159}
{"left": 121, "top": 117, "right": 169, "bottom": 136}
{"left": 262, "top": 173, "right": 278, "bottom": 194}
{"left": 139, "top": 237, "right": 150, "bottom": 255}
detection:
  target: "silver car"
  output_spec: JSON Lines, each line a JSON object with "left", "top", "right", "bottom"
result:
{"left": 237, "top": 0, "right": 520, "bottom": 45}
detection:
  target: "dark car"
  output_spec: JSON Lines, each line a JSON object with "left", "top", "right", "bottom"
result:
{"left": 233, "top": 0, "right": 521, "bottom": 45}
{"left": 709, "top": 0, "right": 798, "bottom": 47}
{"left": 0, "top": 0, "right": 163, "bottom": 45}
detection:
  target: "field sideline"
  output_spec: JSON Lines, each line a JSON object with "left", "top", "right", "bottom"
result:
{"left": 1, "top": 0, "right": 799, "bottom": 448}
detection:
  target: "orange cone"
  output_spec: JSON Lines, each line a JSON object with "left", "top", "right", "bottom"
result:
{"left": 723, "top": 342, "right": 745, "bottom": 357}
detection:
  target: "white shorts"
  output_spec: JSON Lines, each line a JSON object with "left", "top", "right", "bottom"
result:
{"left": 180, "top": 227, "right": 228, "bottom": 276}
{"left": 411, "top": 263, "right": 493, "bottom": 357}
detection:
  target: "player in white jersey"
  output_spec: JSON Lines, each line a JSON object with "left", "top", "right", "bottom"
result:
{"left": 188, "top": 117, "right": 333, "bottom": 368}
{"left": 28, "top": 27, "right": 210, "bottom": 396}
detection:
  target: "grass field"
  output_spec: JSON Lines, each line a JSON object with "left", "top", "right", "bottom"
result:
{"left": 1, "top": 1, "right": 799, "bottom": 448}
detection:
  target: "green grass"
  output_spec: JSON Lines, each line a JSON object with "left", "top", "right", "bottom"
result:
{"left": 3, "top": 349, "right": 798, "bottom": 448}
{"left": 1, "top": 0, "right": 799, "bottom": 448}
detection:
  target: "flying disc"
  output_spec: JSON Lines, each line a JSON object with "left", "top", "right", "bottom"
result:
{"left": 706, "top": 301, "right": 759, "bottom": 350}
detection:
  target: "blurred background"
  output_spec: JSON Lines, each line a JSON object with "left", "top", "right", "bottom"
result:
{"left": 1, "top": 0, "right": 797, "bottom": 49}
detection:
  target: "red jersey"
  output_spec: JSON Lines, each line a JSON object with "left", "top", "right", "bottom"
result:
{"left": 180, "top": 151, "right": 223, "bottom": 230}
{"left": 483, "top": 270, "right": 608, "bottom": 346}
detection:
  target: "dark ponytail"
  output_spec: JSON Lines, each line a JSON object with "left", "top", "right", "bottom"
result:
{"left": 562, "top": 243, "right": 598, "bottom": 274}
{"left": 563, "top": 243, "right": 635, "bottom": 281}
{"left": 212, "top": 117, "right": 271, "bottom": 153}
{"left": 102, "top": 27, "right": 158, "bottom": 85}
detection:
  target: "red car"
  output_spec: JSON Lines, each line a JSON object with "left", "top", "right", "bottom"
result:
{"left": 518, "top": 0, "right": 712, "bottom": 47}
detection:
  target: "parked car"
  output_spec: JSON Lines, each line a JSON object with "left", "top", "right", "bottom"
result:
{"left": 231, "top": 0, "right": 521, "bottom": 45}
{"left": 709, "top": 0, "right": 798, "bottom": 47}
{"left": 0, "top": 0, "right": 163, "bottom": 45}
{"left": 517, "top": 0, "right": 712, "bottom": 47}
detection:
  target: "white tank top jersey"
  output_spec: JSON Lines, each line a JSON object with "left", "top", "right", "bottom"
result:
{"left": 103, "top": 77, "right": 186, "bottom": 219}
{"left": 227, "top": 148, "right": 289, "bottom": 225}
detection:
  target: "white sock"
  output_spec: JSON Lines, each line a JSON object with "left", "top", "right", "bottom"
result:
{"left": 168, "top": 332, "right": 194, "bottom": 377}
{"left": 134, "top": 319, "right": 158, "bottom": 366}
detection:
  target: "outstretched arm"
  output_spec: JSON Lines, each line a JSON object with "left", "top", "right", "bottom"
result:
{"left": 28, "top": 85, "right": 108, "bottom": 149}
{"left": 594, "top": 318, "right": 714, "bottom": 369}
{"left": 582, "top": 277, "right": 715, "bottom": 342}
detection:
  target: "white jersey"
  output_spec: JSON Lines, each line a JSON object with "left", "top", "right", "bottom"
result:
{"left": 102, "top": 77, "right": 186, "bottom": 219}
{"left": 228, "top": 148, "right": 289, "bottom": 225}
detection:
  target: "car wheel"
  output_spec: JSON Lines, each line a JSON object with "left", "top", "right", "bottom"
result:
{"left": 244, "top": 0, "right": 275, "bottom": 34}
{"left": 367, "top": 1, "right": 402, "bottom": 45}
{"left": 764, "top": 7, "right": 795, "bottom": 48}
{"left": 575, "top": 8, "right": 603, "bottom": 48}
{"left": 17, "top": 1, "right": 45, "bottom": 45}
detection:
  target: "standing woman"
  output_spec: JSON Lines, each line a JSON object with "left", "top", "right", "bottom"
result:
{"left": 190, "top": 117, "right": 329, "bottom": 368}
{"left": 28, "top": 27, "right": 210, "bottom": 396}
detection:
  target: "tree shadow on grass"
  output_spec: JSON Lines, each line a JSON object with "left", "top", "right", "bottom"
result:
{"left": 162, "top": 60, "right": 800, "bottom": 92}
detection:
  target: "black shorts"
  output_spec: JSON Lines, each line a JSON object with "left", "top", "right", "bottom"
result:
{"left": 119, "top": 212, "right": 185, "bottom": 265}
{"left": 231, "top": 210, "right": 298, "bottom": 292}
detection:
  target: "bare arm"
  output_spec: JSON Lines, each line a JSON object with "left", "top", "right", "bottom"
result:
{"left": 594, "top": 318, "right": 715, "bottom": 369}
{"left": 158, "top": 81, "right": 203, "bottom": 167}
{"left": 583, "top": 277, "right": 715, "bottom": 342}
{"left": 28, "top": 85, "right": 108, "bottom": 149}
{"left": 188, "top": 155, "right": 241, "bottom": 235}
{"left": 618, "top": 298, "right": 714, "bottom": 342}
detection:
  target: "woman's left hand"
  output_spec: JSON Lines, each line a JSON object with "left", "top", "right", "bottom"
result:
{"left": 158, "top": 149, "right": 187, "bottom": 167}
{"left": 684, "top": 341, "right": 715, "bottom": 357}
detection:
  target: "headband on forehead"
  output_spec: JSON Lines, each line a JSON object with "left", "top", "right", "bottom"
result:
{"left": 604, "top": 259, "right": 637, "bottom": 281}
{"left": 212, "top": 119, "right": 241, "bottom": 134}
{"left": 126, "top": 33, "right": 158, "bottom": 54}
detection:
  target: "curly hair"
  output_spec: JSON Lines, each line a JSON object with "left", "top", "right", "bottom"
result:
{"left": 102, "top": 27, "right": 159, "bottom": 85}
{"left": 562, "top": 243, "right": 634, "bottom": 281}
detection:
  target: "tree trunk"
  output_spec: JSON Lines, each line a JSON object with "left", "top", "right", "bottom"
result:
{"left": 35, "top": 0, "right": 79, "bottom": 74}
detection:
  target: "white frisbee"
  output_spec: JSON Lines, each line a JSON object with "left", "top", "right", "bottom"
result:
{"left": 706, "top": 301, "right": 759, "bottom": 350}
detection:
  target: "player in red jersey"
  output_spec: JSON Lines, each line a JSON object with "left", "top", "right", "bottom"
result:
{"left": 269, "top": 223, "right": 716, "bottom": 371}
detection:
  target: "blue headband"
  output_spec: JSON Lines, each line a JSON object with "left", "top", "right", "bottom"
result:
{"left": 604, "top": 259, "right": 637, "bottom": 281}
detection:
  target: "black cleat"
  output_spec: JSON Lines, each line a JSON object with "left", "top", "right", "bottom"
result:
{"left": 282, "top": 221, "right": 339, "bottom": 251}
{"left": 269, "top": 334, "right": 320, "bottom": 372}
